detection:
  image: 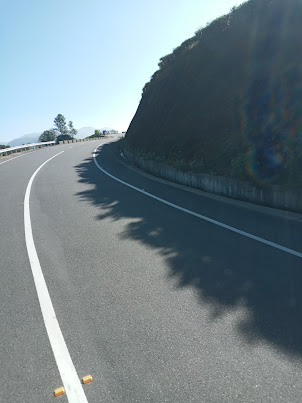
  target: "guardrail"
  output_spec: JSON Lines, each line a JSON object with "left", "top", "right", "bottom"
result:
{"left": 0, "top": 134, "right": 121, "bottom": 157}
{"left": 0, "top": 141, "right": 56, "bottom": 156}
{"left": 57, "top": 137, "right": 105, "bottom": 144}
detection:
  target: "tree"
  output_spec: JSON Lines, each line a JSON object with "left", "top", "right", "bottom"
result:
{"left": 56, "top": 133, "right": 73, "bottom": 142}
{"left": 39, "top": 129, "right": 57, "bottom": 142}
{"left": 68, "top": 121, "right": 77, "bottom": 138}
{"left": 54, "top": 114, "right": 68, "bottom": 136}
{"left": 0, "top": 144, "right": 9, "bottom": 149}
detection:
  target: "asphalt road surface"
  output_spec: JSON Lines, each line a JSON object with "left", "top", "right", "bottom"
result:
{"left": 1, "top": 138, "right": 302, "bottom": 402}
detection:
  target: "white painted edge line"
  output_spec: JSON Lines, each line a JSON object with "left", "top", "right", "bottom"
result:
{"left": 0, "top": 150, "right": 36, "bottom": 165}
{"left": 93, "top": 144, "right": 302, "bottom": 259}
{"left": 24, "top": 151, "right": 88, "bottom": 403}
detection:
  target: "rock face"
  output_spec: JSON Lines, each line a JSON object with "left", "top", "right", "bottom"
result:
{"left": 126, "top": 0, "right": 302, "bottom": 187}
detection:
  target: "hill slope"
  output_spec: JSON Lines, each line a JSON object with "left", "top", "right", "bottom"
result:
{"left": 8, "top": 133, "right": 41, "bottom": 146}
{"left": 125, "top": 0, "right": 302, "bottom": 187}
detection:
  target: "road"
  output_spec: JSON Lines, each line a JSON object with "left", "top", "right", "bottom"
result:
{"left": 1, "top": 138, "right": 302, "bottom": 402}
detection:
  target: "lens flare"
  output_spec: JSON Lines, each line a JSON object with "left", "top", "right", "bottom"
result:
{"left": 239, "top": 1, "right": 302, "bottom": 185}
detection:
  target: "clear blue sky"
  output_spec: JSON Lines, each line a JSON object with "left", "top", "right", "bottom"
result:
{"left": 0, "top": 0, "right": 243, "bottom": 142}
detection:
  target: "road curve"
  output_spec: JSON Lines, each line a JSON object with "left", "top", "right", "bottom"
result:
{"left": 1, "top": 138, "right": 302, "bottom": 402}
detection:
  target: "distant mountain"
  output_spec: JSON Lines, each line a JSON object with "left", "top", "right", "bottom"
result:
{"left": 76, "top": 126, "right": 114, "bottom": 138}
{"left": 100, "top": 127, "right": 114, "bottom": 131}
{"left": 76, "top": 127, "right": 96, "bottom": 138}
{"left": 8, "top": 133, "right": 41, "bottom": 147}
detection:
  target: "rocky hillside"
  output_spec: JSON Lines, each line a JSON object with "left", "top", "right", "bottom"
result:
{"left": 125, "top": 0, "right": 302, "bottom": 187}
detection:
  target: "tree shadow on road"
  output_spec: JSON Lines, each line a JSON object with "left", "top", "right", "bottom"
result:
{"left": 75, "top": 142, "right": 302, "bottom": 359}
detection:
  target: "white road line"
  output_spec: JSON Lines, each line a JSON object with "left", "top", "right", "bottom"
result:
{"left": 24, "top": 151, "right": 88, "bottom": 403}
{"left": 93, "top": 145, "right": 302, "bottom": 259}
{"left": 0, "top": 150, "right": 36, "bottom": 165}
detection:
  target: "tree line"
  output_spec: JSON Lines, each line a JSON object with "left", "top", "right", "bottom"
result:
{"left": 39, "top": 114, "right": 77, "bottom": 143}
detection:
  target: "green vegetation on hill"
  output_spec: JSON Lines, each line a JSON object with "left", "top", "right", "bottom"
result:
{"left": 125, "top": 0, "right": 302, "bottom": 187}
{"left": 85, "top": 130, "right": 104, "bottom": 139}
